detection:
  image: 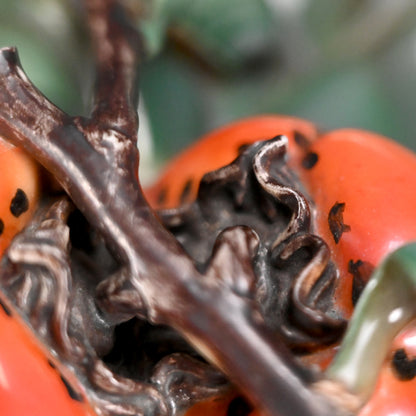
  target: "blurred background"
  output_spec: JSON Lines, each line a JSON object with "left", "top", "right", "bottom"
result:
{"left": 1, "top": 0, "right": 416, "bottom": 182}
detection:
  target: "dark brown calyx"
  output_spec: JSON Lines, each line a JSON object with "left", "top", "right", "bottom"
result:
{"left": 0, "top": 199, "right": 171, "bottom": 415}
{"left": 158, "top": 137, "right": 346, "bottom": 350}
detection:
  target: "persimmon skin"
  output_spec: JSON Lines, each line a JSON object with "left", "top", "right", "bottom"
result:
{"left": 0, "top": 137, "right": 98, "bottom": 415}
{"left": 147, "top": 116, "right": 416, "bottom": 416}
{"left": 358, "top": 364, "right": 416, "bottom": 416}
{"left": 359, "top": 321, "right": 416, "bottom": 416}
{"left": 0, "top": 136, "right": 39, "bottom": 257}
{"left": 0, "top": 305, "right": 97, "bottom": 416}
{"left": 305, "top": 129, "right": 416, "bottom": 315}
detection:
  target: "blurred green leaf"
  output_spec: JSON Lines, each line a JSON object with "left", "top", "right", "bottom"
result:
{"left": 140, "top": 0, "right": 276, "bottom": 72}
{"left": 283, "top": 64, "right": 406, "bottom": 138}
{"left": 141, "top": 51, "right": 207, "bottom": 160}
{"left": 0, "top": 0, "right": 88, "bottom": 115}
{"left": 1, "top": 0, "right": 416, "bottom": 164}
{"left": 0, "top": 26, "right": 81, "bottom": 114}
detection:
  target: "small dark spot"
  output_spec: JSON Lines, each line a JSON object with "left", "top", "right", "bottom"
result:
{"left": 179, "top": 178, "right": 193, "bottom": 204}
{"left": 348, "top": 260, "right": 375, "bottom": 305}
{"left": 294, "top": 131, "right": 311, "bottom": 149}
{"left": 0, "top": 299, "right": 11, "bottom": 316}
{"left": 10, "top": 189, "right": 29, "bottom": 217}
{"left": 0, "top": 219, "right": 3, "bottom": 236}
{"left": 328, "top": 202, "right": 351, "bottom": 244}
{"left": 302, "top": 152, "right": 319, "bottom": 169}
{"left": 237, "top": 143, "right": 251, "bottom": 155}
{"left": 157, "top": 188, "right": 168, "bottom": 205}
{"left": 47, "top": 359, "right": 56, "bottom": 369}
{"left": 392, "top": 349, "right": 416, "bottom": 381}
{"left": 60, "top": 375, "right": 84, "bottom": 402}
{"left": 227, "top": 396, "right": 253, "bottom": 416}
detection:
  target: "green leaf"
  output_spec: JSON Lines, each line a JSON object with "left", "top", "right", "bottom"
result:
{"left": 272, "top": 64, "right": 406, "bottom": 138}
{"left": 0, "top": 0, "right": 86, "bottom": 114}
{"left": 140, "top": 0, "right": 275, "bottom": 72}
{"left": 140, "top": 51, "right": 207, "bottom": 160}
{"left": 327, "top": 242, "right": 416, "bottom": 400}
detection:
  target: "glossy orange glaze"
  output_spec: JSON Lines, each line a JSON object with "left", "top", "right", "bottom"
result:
{"left": 305, "top": 129, "right": 416, "bottom": 315}
{"left": 147, "top": 117, "right": 416, "bottom": 416}
{"left": 0, "top": 138, "right": 97, "bottom": 415}
{"left": 0, "top": 305, "right": 97, "bottom": 416}
{"left": 0, "top": 136, "right": 39, "bottom": 257}
{"left": 359, "top": 364, "right": 416, "bottom": 416}
{"left": 359, "top": 320, "right": 416, "bottom": 416}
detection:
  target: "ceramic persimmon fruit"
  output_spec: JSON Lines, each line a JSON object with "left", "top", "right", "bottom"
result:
{"left": 146, "top": 115, "right": 416, "bottom": 416}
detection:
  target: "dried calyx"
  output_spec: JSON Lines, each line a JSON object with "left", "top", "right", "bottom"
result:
{"left": 0, "top": 138, "right": 347, "bottom": 415}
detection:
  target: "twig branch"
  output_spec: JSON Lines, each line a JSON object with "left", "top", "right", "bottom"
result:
{"left": 0, "top": 2, "right": 346, "bottom": 415}
{"left": 85, "top": 0, "right": 141, "bottom": 138}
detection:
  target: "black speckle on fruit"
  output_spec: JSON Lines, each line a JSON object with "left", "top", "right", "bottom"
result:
{"left": 348, "top": 259, "right": 375, "bottom": 305}
{"left": 179, "top": 178, "right": 193, "bottom": 204}
{"left": 302, "top": 152, "right": 319, "bottom": 169}
{"left": 392, "top": 348, "right": 416, "bottom": 381}
{"left": 157, "top": 187, "right": 167, "bottom": 205}
{"left": 10, "top": 189, "right": 29, "bottom": 217}
{"left": 328, "top": 202, "right": 351, "bottom": 244}
{"left": 0, "top": 299, "right": 11, "bottom": 316}
{"left": 60, "top": 375, "right": 84, "bottom": 402}
{"left": 293, "top": 131, "right": 310, "bottom": 149}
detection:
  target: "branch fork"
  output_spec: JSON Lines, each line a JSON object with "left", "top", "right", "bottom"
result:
{"left": 0, "top": 1, "right": 350, "bottom": 415}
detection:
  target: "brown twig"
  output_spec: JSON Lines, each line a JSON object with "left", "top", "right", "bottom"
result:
{"left": 0, "top": 1, "right": 345, "bottom": 415}
{"left": 85, "top": 0, "right": 141, "bottom": 138}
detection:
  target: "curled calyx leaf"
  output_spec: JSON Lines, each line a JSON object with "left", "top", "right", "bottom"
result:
{"left": 0, "top": 198, "right": 171, "bottom": 415}
{"left": 152, "top": 353, "right": 231, "bottom": 415}
{"left": 205, "top": 225, "right": 259, "bottom": 297}
{"left": 0, "top": 198, "right": 77, "bottom": 356}
{"left": 157, "top": 137, "right": 345, "bottom": 350}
